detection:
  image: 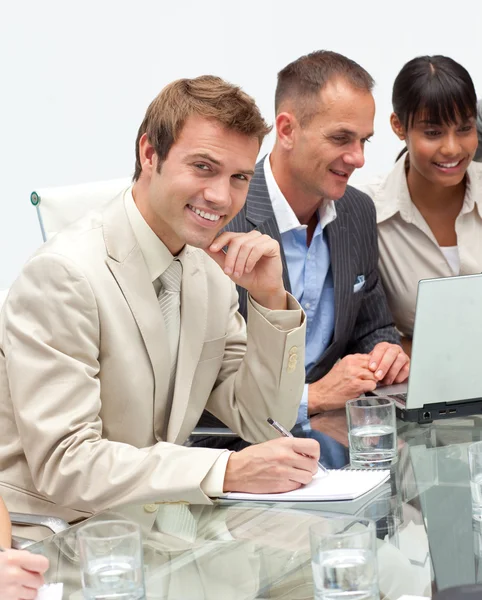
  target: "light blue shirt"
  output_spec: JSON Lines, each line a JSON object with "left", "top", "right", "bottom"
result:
{"left": 263, "top": 156, "right": 337, "bottom": 425}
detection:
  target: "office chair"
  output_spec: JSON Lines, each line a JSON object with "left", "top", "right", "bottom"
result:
{"left": 31, "top": 177, "right": 131, "bottom": 242}
{"left": 30, "top": 178, "right": 237, "bottom": 444}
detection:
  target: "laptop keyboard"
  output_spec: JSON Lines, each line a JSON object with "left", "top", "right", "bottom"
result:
{"left": 388, "top": 393, "right": 407, "bottom": 406}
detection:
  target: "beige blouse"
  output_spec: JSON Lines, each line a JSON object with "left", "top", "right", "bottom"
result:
{"left": 356, "top": 156, "right": 482, "bottom": 338}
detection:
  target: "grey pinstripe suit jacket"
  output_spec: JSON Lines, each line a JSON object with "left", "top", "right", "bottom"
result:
{"left": 226, "top": 159, "right": 400, "bottom": 384}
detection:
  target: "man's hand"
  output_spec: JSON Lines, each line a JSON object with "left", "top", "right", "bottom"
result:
{"left": 206, "top": 231, "right": 287, "bottom": 310}
{"left": 0, "top": 549, "right": 49, "bottom": 600}
{"left": 368, "top": 342, "right": 410, "bottom": 385}
{"left": 308, "top": 354, "right": 379, "bottom": 413}
{"left": 223, "top": 437, "right": 320, "bottom": 494}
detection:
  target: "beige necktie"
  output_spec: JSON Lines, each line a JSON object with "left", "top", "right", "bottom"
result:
{"left": 158, "top": 259, "right": 183, "bottom": 409}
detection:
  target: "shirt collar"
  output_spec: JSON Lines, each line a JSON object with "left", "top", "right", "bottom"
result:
{"left": 461, "top": 161, "right": 482, "bottom": 219}
{"left": 375, "top": 155, "right": 482, "bottom": 224}
{"left": 124, "top": 186, "right": 185, "bottom": 283}
{"left": 263, "top": 155, "right": 337, "bottom": 234}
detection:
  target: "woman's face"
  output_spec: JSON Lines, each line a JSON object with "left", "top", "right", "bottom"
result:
{"left": 391, "top": 110, "right": 478, "bottom": 187}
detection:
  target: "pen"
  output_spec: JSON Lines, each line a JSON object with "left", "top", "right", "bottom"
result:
{"left": 267, "top": 417, "right": 328, "bottom": 473}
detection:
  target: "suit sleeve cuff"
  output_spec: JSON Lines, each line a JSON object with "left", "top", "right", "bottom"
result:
{"left": 248, "top": 293, "right": 303, "bottom": 331}
{"left": 200, "top": 450, "right": 233, "bottom": 497}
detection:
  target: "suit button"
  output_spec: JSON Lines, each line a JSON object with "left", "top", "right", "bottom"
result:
{"left": 143, "top": 503, "right": 158, "bottom": 513}
{"left": 288, "top": 346, "right": 298, "bottom": 356}
{"left": 287, "top": 362, "right": 297, "bottom": 373}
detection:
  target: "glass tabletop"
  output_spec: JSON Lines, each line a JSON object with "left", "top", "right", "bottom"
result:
{"left": 29, "top": 412, "right": 482, "bottom": 599}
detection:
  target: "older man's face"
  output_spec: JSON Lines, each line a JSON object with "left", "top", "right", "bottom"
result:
{"left": 290, "top": 77, "right": 375, "bottom": 201}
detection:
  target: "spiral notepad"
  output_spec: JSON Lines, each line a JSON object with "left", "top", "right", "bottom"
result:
{"left": 223, "top": 469, "right": 389, "bottom": 502}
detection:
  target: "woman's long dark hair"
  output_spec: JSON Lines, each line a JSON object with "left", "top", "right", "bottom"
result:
{"left": 392, "top": 55, "right": 477, "bottom": 161}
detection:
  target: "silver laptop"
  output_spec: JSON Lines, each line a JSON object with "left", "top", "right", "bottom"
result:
{"left": 371, "top": 273, "right": 482, "bottom": 423}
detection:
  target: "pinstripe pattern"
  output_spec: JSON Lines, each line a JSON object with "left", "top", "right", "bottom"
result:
{"left": 224, "top": 160, "right": 400, "bottom": 383}
{"left": 193, "top": 159, "right": 400, "bottom": 441}
{"left": 158, "top": 259, "right": 182, "bottom": 416}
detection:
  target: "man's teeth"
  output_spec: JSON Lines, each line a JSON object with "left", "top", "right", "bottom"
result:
{"left": 188, "top": 205, "right": 221, "bottom": 221}
{"left": 331, "top": 169, "right": 347, "bottom": 176}
{"left": 435, "top": 160, "right": 461, "bottom": 168}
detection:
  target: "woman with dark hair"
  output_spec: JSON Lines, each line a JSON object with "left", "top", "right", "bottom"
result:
{"left": 358, "top": 55, "right": 482, "bottom": 354}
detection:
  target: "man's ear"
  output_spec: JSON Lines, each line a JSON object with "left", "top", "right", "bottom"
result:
{"left": 138, "top": 133, "right": 157, "bottom": 177}
{"left": 275, "top": 112, "right": 298, "bottom": 150}
{"left": 390, "top": 112, "right": 406, "bottom": 141}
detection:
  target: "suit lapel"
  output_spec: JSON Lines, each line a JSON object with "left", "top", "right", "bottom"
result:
{"left": 169, "top": 249, "right": 207, "bottom": 443}
{"left": 326, "top": 205, "right": 352, "bottom": 343}
{"left": 102, "top": 196, "right": 170, "bottom": 439}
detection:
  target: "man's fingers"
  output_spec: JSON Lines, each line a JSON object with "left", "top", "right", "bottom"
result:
{"left": 381, "top": 352, "right": 410, "bottom": 385}
{"left": 18, "top": 569, "right": 45, "bottom": 591}
{"left": 289, "top": 466, "right": 316, "bottom": 486}
{"left": 204, "top": 247, "right": 226, "bottom": 270}
{"left": 359, "top": 378, "right": 378, "bottom": 393}
{"left": 244, "top": 238, "right": 279, "bottom": 273}
{"left": 368, "top": 343, "right": 388, "bottom": 370}
{"left": 357, "top": 368, "right": 378, "bottom": 381}
{"left": 291, "top": 437, "right": 320, "bottom": 461}
{"left": 371, "top": 345, "right": 402, "bottom": 381}
{"left": 211, "top": 231, "right": 268, "bottom": 277}
{"left": 230, "top": 243, "right": 254, "bottom": 278}
{"left": 393, "top": 361, "right": 410, "bottom": 384}
{"left": 209, "top": 231, "right": 248, "bottom": 252}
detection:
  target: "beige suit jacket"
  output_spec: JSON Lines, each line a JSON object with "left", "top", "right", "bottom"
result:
{"left": 0, "top": 193, "right": 305, "bottom": 525}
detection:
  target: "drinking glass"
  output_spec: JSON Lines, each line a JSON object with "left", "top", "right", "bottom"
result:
{"left": 310, "top": 516, "right": 379, "bottom": 600}
{"left": 469, "top": 441, "right": 482, "bottom": 521}
{"left": 77, "top": 519, "right": 146, "bottom": 600}
{"left": 346, "top": 397, "right": 397, "bottom": 468}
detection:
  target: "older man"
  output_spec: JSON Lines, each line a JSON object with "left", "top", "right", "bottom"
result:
{"left": 196, "top": 51, "right": 410, "bottom": 450}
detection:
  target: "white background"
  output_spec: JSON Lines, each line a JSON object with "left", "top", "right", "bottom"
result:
{"left": 1, "top": 0, "right": 481, "bottom": 289}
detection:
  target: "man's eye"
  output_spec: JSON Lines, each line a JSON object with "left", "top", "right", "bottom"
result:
{"left": 424, "top": 130, "right": 441, "bottom": 137}
{"left": 459, "top": 125, "right": 474, "bottom": 133}
{"left": 232, "top": 174, "right": 248, "bottom": 181}
{"left": 332, "top": 136, "right": 347, "bottom": 143}
{"left": 361, "top": 138, "right": 371, "bottom": 145}
{"left": 194, "top": 163, "right": 210, "bottom": 171}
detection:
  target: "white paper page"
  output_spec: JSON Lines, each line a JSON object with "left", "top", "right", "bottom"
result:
{"left": 225, "top": 469, "right": 389, "bottom": 502}
{"left": 35, "top": 582, "right": 63, "bottom": 600}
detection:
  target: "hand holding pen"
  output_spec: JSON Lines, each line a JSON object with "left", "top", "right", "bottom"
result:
{"left": 267, "top": 417, "right": 328, "bottom": 475}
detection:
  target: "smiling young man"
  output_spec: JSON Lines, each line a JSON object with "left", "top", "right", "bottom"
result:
{"left": 196, "top": 52, "right": 410, "bottom": 451}
{"left": 0, "top": 75, "right": 318, "bottom": 536}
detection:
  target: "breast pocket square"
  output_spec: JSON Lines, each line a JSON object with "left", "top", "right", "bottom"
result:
{"left": 353, "top": 275, "right": 366, "bottom": 293}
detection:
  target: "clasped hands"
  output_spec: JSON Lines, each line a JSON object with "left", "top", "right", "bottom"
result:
{"left": 308, "top": 342, "right": 410, "bottom": 414}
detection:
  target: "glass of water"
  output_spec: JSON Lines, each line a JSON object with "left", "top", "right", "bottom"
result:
{"left": 77, "top": 519, "right": 146, "bottom": 600}
{"left": 346, "top": 397, "right": 397, "bottom": 468}
{"left": 469, "top": 442, "right": 482, "bottom": 521}
{"left": 310, "top": 516, "right": 379, "bottom": 600}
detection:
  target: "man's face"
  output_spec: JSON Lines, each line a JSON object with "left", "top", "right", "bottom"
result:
{"left": 140, "top": 115, "right": 259, "bottom": 254}
{"left": 288, "top": 78, "right": 375, "bottom": 200}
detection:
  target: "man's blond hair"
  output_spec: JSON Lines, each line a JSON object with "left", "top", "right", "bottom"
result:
{"left": 134, "top": 75, "right": 271, "bottom": 180}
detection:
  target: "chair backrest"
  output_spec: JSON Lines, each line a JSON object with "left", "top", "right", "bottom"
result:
{"left": 31, "top": 177, "right": 131, "bottom": 242}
